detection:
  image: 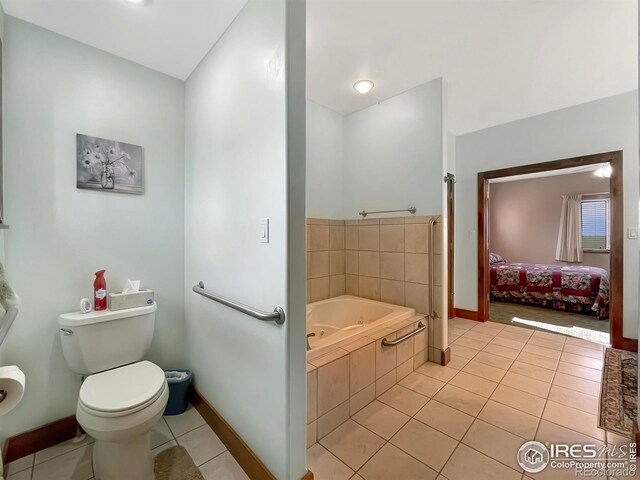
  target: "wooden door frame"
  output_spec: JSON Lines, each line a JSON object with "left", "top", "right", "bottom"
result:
{"left": 477, "top": 150, "right": 636, "bottom": 351}
{"left": 446, "top": 173, "right": 455, "bottom": 319}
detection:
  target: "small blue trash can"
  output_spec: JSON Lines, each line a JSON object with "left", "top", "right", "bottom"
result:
{"left": 163, "top": 369, "right": 193, "bottom": 416}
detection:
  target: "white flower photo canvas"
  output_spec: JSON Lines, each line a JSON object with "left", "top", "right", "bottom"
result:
{"left": 77, "top": 134, "right": 143, "bottom": 194}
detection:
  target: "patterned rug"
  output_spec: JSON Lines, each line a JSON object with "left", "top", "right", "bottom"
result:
{"left": 599, "top": 348, "right": 638, "bottom": 438}
{"left": 155, "top": 446, "right": 204, "bottom": 480}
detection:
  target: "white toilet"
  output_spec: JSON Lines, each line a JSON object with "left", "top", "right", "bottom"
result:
{"left": 58, "top": 303, "right": 168, "bottom": 480}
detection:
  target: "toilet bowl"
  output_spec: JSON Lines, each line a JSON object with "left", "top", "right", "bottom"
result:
{"left": 76, "top": 360, "right": 168, "bottom": 480}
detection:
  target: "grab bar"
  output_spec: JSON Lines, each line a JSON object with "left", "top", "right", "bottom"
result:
{"left": 359, "top": 207, "right": 416, "bottom": 218}
{"left": 192, "top": 281, "right": 285, "bottom": 325}
{"left": 381, "top": 321, "right": 425, "bottom": 346}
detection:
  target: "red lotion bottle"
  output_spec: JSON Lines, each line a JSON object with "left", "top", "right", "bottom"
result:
{"left": 94, "top": 270, "right": 107, "bottom": 311}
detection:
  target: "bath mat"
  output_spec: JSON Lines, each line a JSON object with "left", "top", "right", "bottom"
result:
{"left": 598, "top": 347, "right": 638, "bottom": 438}
{"left": 155, "top": 446, "right": 204, "bottom": 480}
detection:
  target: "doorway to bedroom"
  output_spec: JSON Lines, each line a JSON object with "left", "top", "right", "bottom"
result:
{"left": 478, "top": 151, "right": 628, "bottom": 349}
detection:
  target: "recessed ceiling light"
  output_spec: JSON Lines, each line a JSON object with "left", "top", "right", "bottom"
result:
{"left": 125, "top": 0, "right": 145, "bottom": 4}
{"left": 353, "top": 80, "right": 374, "bottom": 94}
{"left": 593, "top": 165, "right": 612, "bottom": 178}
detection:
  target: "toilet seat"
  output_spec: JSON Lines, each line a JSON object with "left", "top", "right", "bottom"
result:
{"left": 79, "top": 360, "right": 166, "bottom": 418}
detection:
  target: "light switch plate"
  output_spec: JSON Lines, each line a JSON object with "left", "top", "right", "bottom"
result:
{"left": 628, "top": 227, "right": 639, "bottom": 239}
{"left": 260, "top": 218, "right": 269, "bottom": 243}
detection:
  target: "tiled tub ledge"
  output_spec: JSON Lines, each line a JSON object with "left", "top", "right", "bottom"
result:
{"left": 307, "top": 314, "right": 429, "bottom": 446}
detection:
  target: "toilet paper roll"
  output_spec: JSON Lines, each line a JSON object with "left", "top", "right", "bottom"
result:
{"left": 0, "top": 366, "right": 25, "bottom": 416}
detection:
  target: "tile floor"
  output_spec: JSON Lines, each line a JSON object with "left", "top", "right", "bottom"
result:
{"left": 4, "top": 403, "right": 249, "bottom": 480}
{"left": 308, "top": 318, "right": 634, "bottom": 480}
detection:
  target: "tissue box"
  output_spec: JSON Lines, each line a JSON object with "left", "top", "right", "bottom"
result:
{"left": 109, "top": 290, "right": 154, "bottom": 311}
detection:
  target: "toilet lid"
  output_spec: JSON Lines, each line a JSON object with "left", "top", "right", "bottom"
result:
{"left": 79, "top": 361, "right": 166, "bottom": 414}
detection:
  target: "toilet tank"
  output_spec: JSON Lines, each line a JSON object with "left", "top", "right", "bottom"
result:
{"left": 58, "top": 303, "right": 157, "bottom": 375}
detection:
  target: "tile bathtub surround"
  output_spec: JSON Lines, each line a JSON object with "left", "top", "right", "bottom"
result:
{"left": 306, "top": 216, "right": 443, "bottom": 309}
{"left": 5, "top": 403, "right": 248, "bottom": 480}
{"left": 307, "top": 315, "right": 429, "bottom": 446}
{"left": 308, "top": 318, "right": 625, "bottom": 480}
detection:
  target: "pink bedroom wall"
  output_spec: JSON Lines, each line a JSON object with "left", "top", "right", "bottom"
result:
{"left": 489, "top": 171, "right": 610, "bottom": 272}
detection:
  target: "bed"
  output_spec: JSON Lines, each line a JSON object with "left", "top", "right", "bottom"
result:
{"left": 489, "top": 253, "right": 610, "bottom": 319}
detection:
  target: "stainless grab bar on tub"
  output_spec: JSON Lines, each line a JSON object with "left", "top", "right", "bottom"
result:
{"left": 359, "top": 207, "right": 416, "bottom": 218}
{"left": 381, "top": 322, "right": 425, "bottom": 347}
{"left": 192, "top": 281, "right": 285, "bottom": 325}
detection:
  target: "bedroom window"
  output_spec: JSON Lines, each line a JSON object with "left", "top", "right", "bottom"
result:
{"left": 581, "top": 195, "right": 610, "bottom": 252}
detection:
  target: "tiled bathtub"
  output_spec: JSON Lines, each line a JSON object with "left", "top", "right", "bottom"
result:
{"left": 306, "top": 299, "right": 428, "bottom": 447}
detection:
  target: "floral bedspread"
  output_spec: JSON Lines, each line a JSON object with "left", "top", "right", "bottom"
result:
{"left": 490, "top": 263, "right": 609, "bottom": 319}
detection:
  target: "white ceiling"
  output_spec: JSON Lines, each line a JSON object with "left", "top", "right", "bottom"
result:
{"left": 490, "top": 163, "right": 607, "bottom": 183}
{"left": 0, "top": 0, "right": 247, "bottom": 80}
{"left": 2, "top": 0, "right": 636, "bottom": 134}
{"left": 307, "top": 0, "right": 638, "bottom": 134}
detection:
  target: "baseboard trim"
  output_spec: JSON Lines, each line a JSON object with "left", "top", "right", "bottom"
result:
{"left": 440, "top": 347, "right": 451, "bottom": 366}
{"left": 189, "top": 386, "right": 282, "bottom": 480}
{"left": 2, "top": 415, "right": 78, "bottom": 465}
{"left": 301, "top": 470, "right": 314, "bottom": 480}
{"left": 454, "top": 309, "right": 480, "bottom": 321}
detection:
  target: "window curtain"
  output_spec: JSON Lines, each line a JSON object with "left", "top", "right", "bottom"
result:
{"left": 556, "top": 194, "right": 583, "bottom": 262}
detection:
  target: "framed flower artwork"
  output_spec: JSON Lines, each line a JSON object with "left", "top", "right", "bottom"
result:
{"left": 76, "top": 134, "right": 144, "bottom": 194}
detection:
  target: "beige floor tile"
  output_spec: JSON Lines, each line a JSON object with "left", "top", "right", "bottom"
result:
{"left": 522, "top": 344, "right": 562, "bottom": 360}
{"left": 177, "top": 424, "right": 226, "bottom": 466}
{"left": 307, "top": 443, "right": 354, "bottom": 480}
{"left": 563, "top": 344, "right": 604, "bottom": 359}
{"left": 433, "top": 384, "right": 487, "bottom": 416}
{"left": 516, "top": 351, "right": 559, "bottom": 370}
{"left": 560, "top": 352, "right": 603, "bottom": 370}
{"left": 377, "top": 384, "right": 429, "bottom": 416}
{"left": 552, "top": 372, "right": 600, "bottom": 396}
{"left": 565, "top": 337, "right": 603, "bottom": 350}
{"left": 152, "top": 440, "right": 177, "bottom": 457}
{"left": 200, "top": 451, "right": 249, "bottom": 480}
{"left": 449, "top": 318, "right": 478, "bottom": 330}
{"left": 461, "top": 330, "right": 495, "bottom": 343}
{"left": 462, "top": 419, "right": 525, "bottom": 472}
{"left": 7, "top": 468, "right": 32, "bottom": 480}
{"left": 449, "top": 371, "right": 498, "bottom": 398}
{"left": 491, "top": 335, "right": 527, "bottom": 351}
{"left": 399, "top": 372, "right": 446, "bottom": 398}
{"left": 542, "top": 401, "right": 605, "bottom": 441}
{"left": 503, "top": 325, "right": 533, "bottom": 336}
{"left": 318, "top": 400, "right": 350, "bottom": 439}
{"left": 151, "top": 418, "right": 174, "bottom": 449}
{"left": 414, "top": 400, "right": 474, "bottom": 440}
{"left": 556, "top": 362, "right": 602, "bottom": 382}
{"left": 351, "top": 475, "right": 365, "bottom": 480}
{"left": 482, "top": 343, "right": 520, "bottom": 360}
{"left": 446, "top": 356, "right": 470, "bottom": 370}
{"left": 547, "top": 385, "right": 599, "bottom": 415}
{"left": 501, "top": 371, "right": 551, "bottom": 398}
{"left": 390, "top": 419, "right": 458, "bottom": 471}
{"left": 34, "top": 435, "right": 94, "bottom": 465}
{"left": 490, "top": 384, "right": 546, "bottom": 417}
{"left": 441, "top": 443, "right": 521, "bottom": 480}
{"left": 462, "top": 360, "right": 507, "bottom": 382}
{"left": 32, "top": 444, "right": 93, "bottom": 480}
{"left": 508, "top": 361, "right": 555, "bottom": 383}
{"left": 415, "top": 362, "right": 459, "bottom": 382}
{"left": 359, "top": 443, "right": 438, "bottom": 480}
{"left": 319, "top": 420, "right": 385, "bottom": 470}
{"left": 5, "top": 454, "right": 34, "bottom": 476}
{"left": 351, "top": 401, "right": 410, "bottom": 440}
{"left": 449, "top": 344, "right": 480, "bottom": 360}
{"left": 164, "top": 403, "right": 207, "bottom": 438}
{"left": 478, "top": 400, "right": 539, "bottom": 439}
{"left": 452, "top": 336, "right": 488, "bottom": 351}
{"left": 536, "top": 419, "right": 605, "bottom": 447}
{"left": 527, "top": 335, "right": 565, "bottom": 351}
{"left": 472, "top": 351, "right": 514, "bottom": 370}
